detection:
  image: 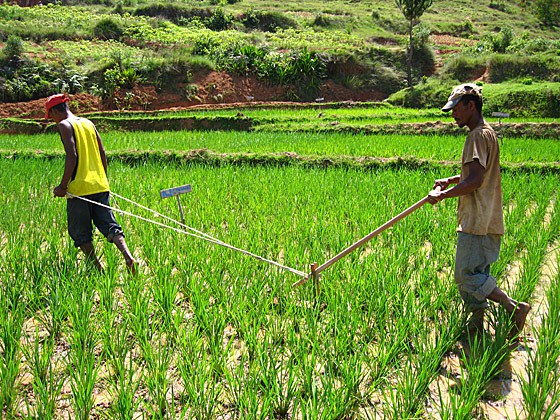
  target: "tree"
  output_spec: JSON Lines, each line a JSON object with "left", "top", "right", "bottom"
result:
{"left": 395, "top": 0, "right": 433, "bottom": 87}
{"left": 534, "top": 0, "right": 560, "bottom": 26}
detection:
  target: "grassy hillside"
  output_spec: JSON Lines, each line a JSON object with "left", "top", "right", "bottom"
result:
{"left": 229, "top": 0, "right": 555, "bottom": 39}
{"left": 0, "top": 0, "right": 559, "bottom": 114}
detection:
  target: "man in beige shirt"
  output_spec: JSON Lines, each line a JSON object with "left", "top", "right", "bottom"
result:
{"left": 428, "top": 83, "right": 530, "bottom": 340}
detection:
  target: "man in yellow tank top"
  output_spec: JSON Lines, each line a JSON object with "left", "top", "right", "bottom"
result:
{"left": 427, "top": 84, "right": 530, "bottom": 341}
{"left": 46, "top": 94, "right": 137, "bottom": 274}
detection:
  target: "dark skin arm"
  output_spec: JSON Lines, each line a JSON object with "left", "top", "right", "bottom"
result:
{"left": 427, "top": 159, "right": 485, "bottom": 204}
{"left": 53, "top": 120, "right": 77, "bottom": 197}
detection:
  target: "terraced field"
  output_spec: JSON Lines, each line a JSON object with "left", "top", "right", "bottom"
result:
{"left": 1, "top": 106, "right": 558, "bottom": 419}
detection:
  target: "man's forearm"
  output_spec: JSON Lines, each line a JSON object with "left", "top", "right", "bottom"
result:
{"left": 446, "top": 175, "right": 461, "bottom": 184}
{"left": 60, "top": 154, "right": 77, "bottom": 188}
{"left": 441, "top": 179, "right": 478, "bottom": 199}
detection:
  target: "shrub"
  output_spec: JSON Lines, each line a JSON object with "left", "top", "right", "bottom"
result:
{"left": 208, "top": 40, "right": 326, "bottom": 98}
{"left": 0, "top": 51, "right": 86, "bottom": 102}
{"left": 469, "top": 27, "right": 515, "bottom": 54}
{"left": 0, "top": 61, "right": 85, "bottom": 102}
{"left": 368, "top": 64, "right": 405, "bottom": 95}
{"left": 52, "top": 68, "right": 87, "bottom": 93}
{"left": 203, "top": 7, "right": 234, "bottom": 31}
{"left": 259, "top": 49, "right": 327, "bottom": 90}
{"left": 93, "top": 17, "right": 124, "bottom": 40}
{"left": 215, "top": 44, "right": 268, "bottom": 76}
{"left": 440, "top": 55, "right": 487, "bottom": 82}
{"left": 313, "top": 13, "right": 332, "bottom": 28}
{"left": 506, "top": 32, "right": 560, "bottom": 54}
{"left": 106, "top": 51, "right": 215, "bottom": 91}
{"left": 2, "top": 35, "right": 25, "bottom": 66}
{"left": 113, "top": 0, "right": 124, "bottom": 15}
{"left": 133, "top": 4, "right": 213, "bottom": 25}
{"left": 389, "top": 80, "right": 560, "bottom": 118}
{"left": 534, "top": 0, "right": 560, "bottom": 26}
{"left": 192, "top": 33, "right": 222, "bottom": 56}
{"left": 386, "top": 78, "right": 456, "bottom": 108}
{"left": 240, "top": 9, "right": 298, "bottom": 32}
{"left": 412, "top": 43, "right": 436, "bottom": 78}
{"left": 489, "top": 0, "right": 507, "bottom": 12}
{"left": 487, "top": 54, "right": 560, "bottom": 82}
{"left": 325, "top": 53, "right": 370, "bottom": 79}
{"left": 329, "top": 46, "right": 410, "bottom": 94}
{"left": 412, "top": 23, "right": 431, "bottom": 49}
{"left": 330, "top": 51, "right": 403, "bottom": 94}
{"left": 490, "top": 27, "right": 514, "bottom": 53}
{"left": 98, "top": 64, "right": 144, "bottom": 99}
{"left": 484, "top": 84, "right": 560, "bottom": 118}
{"left": 449, "top": 19, "right": 475, "bottom": 37}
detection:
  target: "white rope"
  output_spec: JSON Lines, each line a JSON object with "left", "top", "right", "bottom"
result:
{"left": 110, "top": 192, "right": 218, "bottom": 241}
{"left": 67, "top": 192, "right": 307, "bottom": 278}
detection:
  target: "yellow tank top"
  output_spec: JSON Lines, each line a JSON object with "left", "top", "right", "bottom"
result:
{"left": 66, "top": 117, "right": 110, "bottom": 196}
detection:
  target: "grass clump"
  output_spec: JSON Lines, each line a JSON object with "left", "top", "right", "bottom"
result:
{"left": 483, "top": 82, "right": 560, "bottom": 118}
{"left": 93, "top": 17, "right": 125, "bottom": 41}
{"left": 486, "top": 53, "right": 560, "bottom": 83}
{"left": 133, "top": 4, "right": 214, "bottom": 25}
{"left": 440, "top": 55, "right": 487, "bottom": 82}
{"left": 386, "top": 77, "right": 454, "bottom": 109}
{"left": 240, "top": 9, "right": 298, "bottom": 32}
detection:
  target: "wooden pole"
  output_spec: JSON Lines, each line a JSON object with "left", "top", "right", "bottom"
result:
{"left": 310, "top": 262, "right": 320, "bottom": 295}
{"left": 292, "top": 188, "right": 440, "bottom": 288}
{"left": 176, "top": 195, "right": 185, "bottom": 225}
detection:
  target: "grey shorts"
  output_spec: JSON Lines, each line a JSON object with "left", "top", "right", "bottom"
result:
{"left": 454, "top": 232, "right": 501, "bottom": 311}
{"left": 67, "top": 191, "right": 124, "bottom": 247}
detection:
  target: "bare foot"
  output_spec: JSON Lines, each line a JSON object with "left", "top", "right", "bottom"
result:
{"left": 509, "top": 302, "right": 531, "bottom": 340}
{"left": 126, "top": 258, "right": 138, "bottom": 276}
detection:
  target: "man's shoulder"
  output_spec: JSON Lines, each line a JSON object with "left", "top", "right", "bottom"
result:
{"left": 58, "top": 118, "right": 73, "bottom": 128}
{"left": 470, "top": 120, "right": 497, "bottom": 141}
{"left": 67, "top": 116, "right": 96, "bottom": 130}
{"left": 57, "top": 118, "right": 74, "bottom": 136}
{"left": 481, "top": 120, "right": 496, "bottom": 133}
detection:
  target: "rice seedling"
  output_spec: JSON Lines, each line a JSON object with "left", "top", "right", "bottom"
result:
{"left": 176, "top": 325, "right": 223, "bottom": 419}
{"left": 22, "top": 333, "right": 64, "bottom": 420}
{"left": 102, "top": 310, "right": 142, "bottom": 420}
{"left": 139, "top": 336, "right": 174, "bottom": 419}
{"left": 4, "top": 130, "right": 560, "bottom": 166}
{"left": 521, "top": 252, "right": 560, "bottom": 419}
{"left": 149, "top": 270, "right": 181, "bottom": 333}
{"left": 66, "top": 277, "right": 99, "bottom": 420}
{"left": 439, "top": 341, "right": 505, "bottom": 418}
{"left": 68, "top": 104, "right": 560, "bottom": 125}
{"left": 0, "top": 289, "right": 25, "bottom": 417}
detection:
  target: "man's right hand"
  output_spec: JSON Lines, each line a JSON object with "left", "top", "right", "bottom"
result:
{"left": 427, "top": 188, "right": 445, "bottom": 205}
{"left": 53, "top": 185, "right": 67, "bottom": 197}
